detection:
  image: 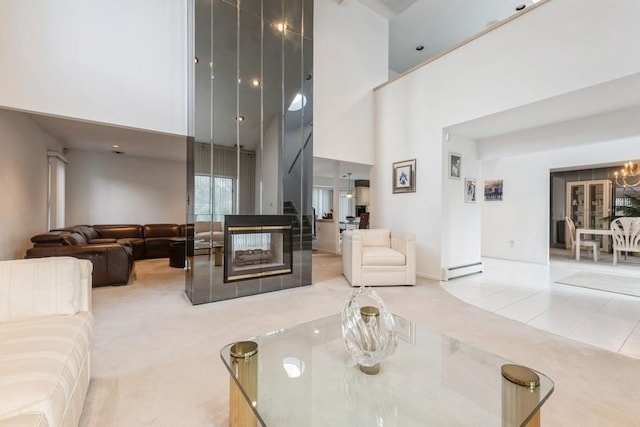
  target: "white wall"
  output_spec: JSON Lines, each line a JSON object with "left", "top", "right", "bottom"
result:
{"left": 481, "top": 135, "right": 640, "bottom": 263}
{"left": 0, "top": 109, "right": 61, "bottom": 259}
{"left": 374, "top": 0, "right": 640, "bottom": 278}
{"left": 313, "top": 0, "right": 388, "bottom": 165}
{"left": 66, "top": 150, "right": 186, "bottom": 225}
{"left": 0, "top": 0, "right": 188, "bottom": 136}
{"left": 441, "top": 133, "right": 481, "bottom": 269}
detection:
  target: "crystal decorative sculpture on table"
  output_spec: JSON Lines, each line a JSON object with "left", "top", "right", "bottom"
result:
{"left": 341, "top": 285, "right": 397, "bottom": 374}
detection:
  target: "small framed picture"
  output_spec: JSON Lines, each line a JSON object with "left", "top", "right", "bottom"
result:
{"left": 392, "top": 159, "right": 416, "bottom": 194}
{"left": 449, "top": 152, "right": 461, "bottom": 179}
{"left": 464, "top": 178, "right": 476, "bottom": 203}
{"left": 484, "top": 179, "right": 504, "bottom": 201}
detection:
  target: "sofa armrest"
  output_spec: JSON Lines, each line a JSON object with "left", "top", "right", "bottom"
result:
{"left": 391, "top": 231, "right": 416, "bottom": 283}
{"left": 0, "top": 257, "right": 93, "bottom": 323}
{"left": 25, "top": 244, "right": 132, "bottom": 287}
{"left": 342, "top": 230, "right": 363, "bottom": 285}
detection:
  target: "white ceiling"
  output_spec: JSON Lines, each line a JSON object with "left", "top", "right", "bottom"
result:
{"left": 362, "top": 0, "right": 541, "bottom": 74}
{"left": 18, "top": 0, "right": 627, "bottom": 174}
{"left": 314, "top": 157, "right": 372, "bottom": 181}
{"left": 27, "top": 111, "right": 187, "bottom": 161}
{"left": 449, "top": 73, "right": 640, "bottom": 140}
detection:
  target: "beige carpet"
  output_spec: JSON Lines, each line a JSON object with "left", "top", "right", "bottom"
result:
{"left": 79, "top": 256, "right": 640, "bottom": 426}
{"left": 556, "top": 272, "right": 640, "bottom": 297}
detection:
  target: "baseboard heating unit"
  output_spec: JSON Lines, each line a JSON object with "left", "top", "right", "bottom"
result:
{"left": 441, "top": 262, "right": 483, "bottom": 281}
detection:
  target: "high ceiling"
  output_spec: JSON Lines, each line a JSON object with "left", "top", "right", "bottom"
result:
{"left": 21, "top": 0, "right": 544, "bottom": 165}
{"left": 359, "top": 0, "right": 541, "bottom": 74}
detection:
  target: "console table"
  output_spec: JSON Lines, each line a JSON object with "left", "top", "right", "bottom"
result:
{"left": 221, "top": 314, "right": 553, "bottom": 426}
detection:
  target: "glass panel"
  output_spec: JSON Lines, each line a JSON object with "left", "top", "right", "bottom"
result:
{"left": 187, "top": 0, "right": 312, "bottom": 304}
{"left": 569, "top": 184, "right": 585, "bottom": 227}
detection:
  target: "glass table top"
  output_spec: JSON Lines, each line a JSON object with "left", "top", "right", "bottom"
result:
{"left": 220, "top": 314, "right": 554, "bottom": 427}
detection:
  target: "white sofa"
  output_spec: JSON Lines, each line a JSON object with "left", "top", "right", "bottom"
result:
{"left": 0, "top": 257, "right": 93, "bottom": 427}
{"left": 194, "top": 220, "right": 224, "bottom": 244}
{"left": 342, "top": 229, "right": 416, "bottom": 286}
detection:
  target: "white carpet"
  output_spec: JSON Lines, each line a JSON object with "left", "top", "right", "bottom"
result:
{"left": 78, "top": 257, "right": 640, "bottom": 427}
{"left": 556, "top": 272, "right": 640, "bottom": 297}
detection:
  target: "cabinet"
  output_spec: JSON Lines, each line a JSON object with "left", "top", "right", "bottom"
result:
{"left": 565, "top": 180, "right": 612, "bottom": 251}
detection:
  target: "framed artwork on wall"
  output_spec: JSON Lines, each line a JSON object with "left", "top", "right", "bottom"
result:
{"left": 449, "top": 152, "right": 461, "bottom": 179}
{"left": 464, "top": 178, "right": 476, "bottom": 203}
{"left": 392, "top": 159, "right": 416, "bottom": 193}
{"left": 484, "top": 179, "right": 504, "bottom": 201}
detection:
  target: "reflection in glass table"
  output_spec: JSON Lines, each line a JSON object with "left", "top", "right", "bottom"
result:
{"left": 221, "top": 314, "right": 553, "bottom": 427}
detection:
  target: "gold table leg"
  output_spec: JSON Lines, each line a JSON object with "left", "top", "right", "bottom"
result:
{"left": 501, "top": 364, "right": 541, "bottom": 427}
{"left": 229, "top": 341, "right": 258, "bottom": 427}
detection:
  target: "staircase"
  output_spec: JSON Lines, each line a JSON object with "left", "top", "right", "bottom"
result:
{"left": 283, "top": 201, "right": 313, "bottom": 251}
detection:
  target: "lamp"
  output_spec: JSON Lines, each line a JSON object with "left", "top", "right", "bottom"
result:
{"left": 346, "top": 172, "right": 353, "bottom": 199}
{"left": 614, "top": 161, "right": 640, "bottom": 187}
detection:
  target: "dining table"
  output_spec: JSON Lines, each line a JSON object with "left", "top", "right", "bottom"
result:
{"left": 575, "top": 228, "right": 612, "bottom": 261}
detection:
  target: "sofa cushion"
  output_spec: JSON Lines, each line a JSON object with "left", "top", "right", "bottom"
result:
{"left": 0, "top": 257, "right": 83, "bottom": 323}
{"left": 143, "top": 224, "right": 181, "bottom": 238}
{"left": 30, "top": 232, "right": 67, "bottom": 247}
{"left": 94, "top": 225, "right": 143, "bottom": 240}
{"left": 0, "top": 413, "right": 49, "bottom": 427}
{"left": 0, "top": 313, "right": 92, "bottom": 427}
{"left": 357, "top": 229, "right": 391, "bottom": 248}
{"left": 361, "top": 247, "right": 406, "bottom": 267}
{"left": 61, "top": 232, "right": 88, "bottom": 246}
{"left": 61, "top": 226, "right": 100, "bottom": 242}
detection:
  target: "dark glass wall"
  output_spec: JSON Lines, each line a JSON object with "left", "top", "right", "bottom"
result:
{"left": 186, "top": 0, "right": 313, "bottom": 304}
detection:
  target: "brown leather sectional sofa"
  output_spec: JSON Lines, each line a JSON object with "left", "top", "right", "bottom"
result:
{"left": 25, "top": 224, "right": 189, "bottom": 287}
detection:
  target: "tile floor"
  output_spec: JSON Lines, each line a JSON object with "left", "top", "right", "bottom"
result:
{"left": 441, "top": 248, "right": 640, "bottom": 358}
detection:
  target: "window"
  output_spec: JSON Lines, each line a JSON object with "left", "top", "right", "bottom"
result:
{"left": 195, "top": 175, "right": 235, "bottom": 221}
{"left": 312, "top": 186, "right": 333, "bottom": 218}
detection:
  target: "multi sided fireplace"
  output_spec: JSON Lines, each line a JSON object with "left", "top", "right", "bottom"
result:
{"left": 224, "top": 215, "right": 293, "bottom": 283}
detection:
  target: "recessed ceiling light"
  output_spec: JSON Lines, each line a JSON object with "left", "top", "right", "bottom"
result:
{"left": 252, "top": 79, "right": 260, "bottom": 87}
{"left": 236, "top": 116, "right": 245, "bottom": 122}
{"left": 275, "top": 22, "right": 287, "bottom": 32}
{"left": 515, "top": 4, "right": 526, "bottom": 10}
{"left": 416, "top": 45, "right": 424, "bottom": 51}
{"left": 111, "top": 144, "right": 120, "bottom": 148}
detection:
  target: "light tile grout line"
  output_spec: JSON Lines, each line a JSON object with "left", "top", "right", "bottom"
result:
{"left": 617, "top": 320, "right": 640, "bottom": 353}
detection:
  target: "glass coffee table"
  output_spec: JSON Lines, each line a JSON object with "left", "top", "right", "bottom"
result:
{"left": 221, "top": 314, "right": 554, "bottom": 427}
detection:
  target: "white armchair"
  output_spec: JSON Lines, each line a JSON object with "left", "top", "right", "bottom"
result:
{"left": 342, "top": 229, "right": 416, "bottom": 287}
{"left": 611, "top": 217, "right": 640, "bottom": 266}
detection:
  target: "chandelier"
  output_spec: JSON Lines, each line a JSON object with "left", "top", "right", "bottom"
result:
{"left": 614, "top": 161, "right": 640, "bottom": 187}
{"left": 346, "top": 172, "right": 353, "bottom": 199}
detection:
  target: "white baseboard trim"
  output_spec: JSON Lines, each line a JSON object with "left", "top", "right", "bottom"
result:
{"left": 441, "top": 261, "right": 483, "bottom": 281}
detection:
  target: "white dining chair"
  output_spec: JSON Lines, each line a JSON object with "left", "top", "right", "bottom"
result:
{"left": 610, "top": 217, "right": 640, "bottom": 266}
{"left": 565, "top": 216, "right": 599, "bottom": 262}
